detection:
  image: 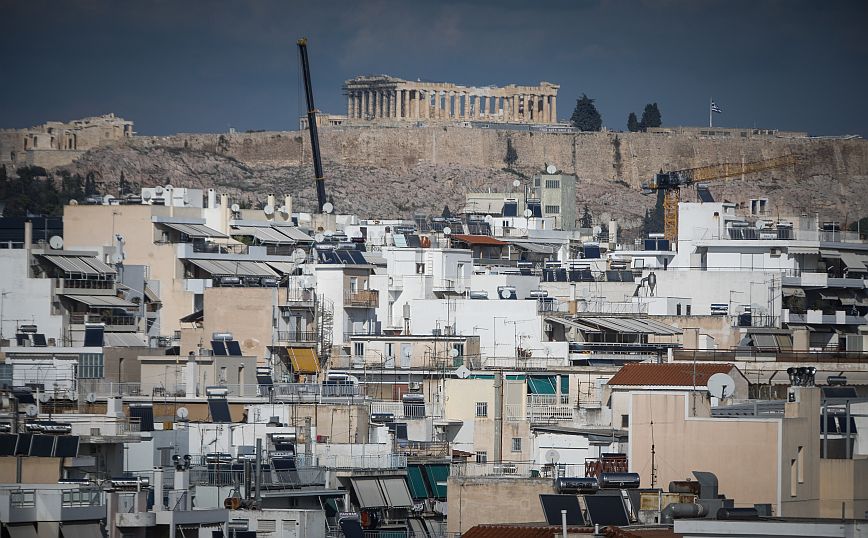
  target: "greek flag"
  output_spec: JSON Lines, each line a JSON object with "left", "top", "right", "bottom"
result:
{"left": 711, "top": 101, "right": 722, "bottom": 114}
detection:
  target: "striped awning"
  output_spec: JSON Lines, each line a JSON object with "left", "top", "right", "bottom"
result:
{"left": 159, "top": 222, "right": 227, "bottom": 238}
{"left": 41, "top": 255, "right": 116, "bottom": 276}
{"left": 288, "top": 347, "right": 319, "bottom": 374}
{"left": 64, "top": 295, "right": 137, "bottom": 308}
{"left": 187, "top": 259, "right": 277, "bottom": 277}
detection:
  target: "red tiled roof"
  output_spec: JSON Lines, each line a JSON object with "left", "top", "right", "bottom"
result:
{"left": 463, "top": 525, "right": 592, "bottom": 538}
{"left": 449, "top": 234, "right": 508, "bottom": 246}
{"left": 606, "top": 363, "right": 736, "bottom": 387}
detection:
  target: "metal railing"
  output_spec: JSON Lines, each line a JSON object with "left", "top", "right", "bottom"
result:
{"left": 369, "top": 401, "right": 442, "bottom": 419}
{"left": 344, "top": 290, "right": 379, "bottom": 307}
{"left": 62, "top": 488, "right": 103, "bottom": 507}
{"left": 276, "top": 330, "right": 318, "bottom": 343}
{"left": 673, "top": 349, "right": 868, "bottom": 364}
{"left": 314, "top": 453, "right": 406, "bottom": 470}
{"left": 10, "top": 490, "right": 35, "bottom": 508}
{"left": 62, "top": 279, "right": 115, "bottom": 289}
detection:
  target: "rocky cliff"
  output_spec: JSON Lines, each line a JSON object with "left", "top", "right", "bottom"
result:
{"left": 57, "top": 126, "right": 868, "bottom": 236}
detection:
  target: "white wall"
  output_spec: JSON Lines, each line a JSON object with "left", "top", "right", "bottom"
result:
{"left": 651, "top": 269, "right": 780, "bottom": 317}
{"left": 0, "top": 250, "right": 64, "bottom": 343}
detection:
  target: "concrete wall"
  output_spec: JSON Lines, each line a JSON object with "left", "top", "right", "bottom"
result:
{"left": 0, "top": 249, "right": 63, "bottom": 343}
{"left": 446, "top": 477, "right": 555, "bottom": 533}
{"left": 629, "top": 392, "right": 782, "bottom": 512}
{"left": 204, "top": 287, "right": 276, "bottom": 361}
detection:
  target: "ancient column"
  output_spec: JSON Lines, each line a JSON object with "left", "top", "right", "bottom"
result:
{"left": 542, "top": 94, "right": 549, "bottom": 124}
{"left": 363, "top": 91, "right": 370, "bottom": 118}
{"left": 505, "top": 94, "right": 512, "bottom": 121}
{"left": 347, "top": 94, "right": 353, "bottom": 118}
{"left": 462, "top": 92, "right": 469, "bottom": 119}
{"left": 395, "top": 89, "right": 402, "bottom": 118}
{"left": 421, "top": 90, "right": 428, "bottom": 119}
{"left": 550, "top": 95, "right": 557, "bottom": 123}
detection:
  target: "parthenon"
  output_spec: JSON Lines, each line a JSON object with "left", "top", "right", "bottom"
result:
{"left": 343, "top": 76, "right": 560, "bottom": 124}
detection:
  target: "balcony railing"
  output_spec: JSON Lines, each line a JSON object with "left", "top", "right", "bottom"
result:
{"left": 62, "top": 488, "right": 103, "bottom": 508}
{"left": 313, "top": 453, "right": 407, "bottom": 470}
{"left": 344, "top": 290, "right": 379, "bottom": 307}
{"left": 370, "top": 401, "right": 442, "bottom": 419}
{"left": 61, "top": 279, "right": 115, "bottom": 290}
{"left": 276, "top": 331, "right": 318, "bottom": 343}
{"left": 10, "top": 490, "right": 35, "bottom": 508}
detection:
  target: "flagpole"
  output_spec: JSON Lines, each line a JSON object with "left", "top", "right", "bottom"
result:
{"left": 709, "top": 98, "right": 712, "bottom": 128}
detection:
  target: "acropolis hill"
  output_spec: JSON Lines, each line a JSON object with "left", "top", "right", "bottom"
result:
{"left": 2, "top": 95, "right": 867, "bottom": 236}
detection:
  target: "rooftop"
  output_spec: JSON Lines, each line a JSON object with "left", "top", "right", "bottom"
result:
{"left": 607, "top": 363, "right": 736, "bottom": 387}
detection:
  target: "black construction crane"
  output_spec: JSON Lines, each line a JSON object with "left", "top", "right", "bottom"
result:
{"left": 297, "top": 37, "right": 328, "bottom": 213}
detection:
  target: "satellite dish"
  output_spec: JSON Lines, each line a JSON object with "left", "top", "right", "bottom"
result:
{"left": 176, "top": 407, "right": 189, "bottom": 420}
{"left": 322, "top": 202, "right": 334, "bottom": 214}
{"left": 500, "top": 289, "right": 512, "bottom": 299}
{"left": 523, "top": 209, "right": 532, "bottom": 218}
{"left": 484, "top": 214, "right": 493, "bottom": 224}
{"left": 263, "top": 204, "right": 275, "bottom": 216}
{"left": 142, "top": 191, "right": 152, "bottom": 201}
{"left": 230, "top": 203, "right": 240, "bottom": 213}
{"left": 314, "top": 233, "right": 325, "bottom": 243}
{"left": 278, "top": 205, "right": 288, "bottom": 214}
{"left": 242, "top": 338, "right": 259, "bottom": 351}
{"left": 454, "top": 365, "right": 471, "bottom": 379}
{"left": 707, "top": 373, "right": 736, "bottom": 399}
{"left": 155, "top": 186, "right": 164, "bottom": 194}
{"left": 25, "top": 404, "right": 38, "bottom": 417}
{"left": 545, "top": 449, "right": 561, "bottom": 465}
{"left": 103, "top": 195, "right": 115, "bottom": 205}
{"left": 442, "top": 226, "right": 452, "bottom": 235}
{"left": 593, "top": 225, "right": 602, "bottom": 236}
{"left": 291, "top": 248, "right": 307, "bottom": 263}
{"left": 164, "top": 184, "right": 174, "bottom": 190}
{"left": 512, "top": 179, "right": 521, "bottom": 188}
{"left": 86, "top": 392, "right": 97, "bottom": 404}
{"left": 69, "top": 199, "right": 79, "bottom": 205}
{"left": 38, "top": 393, "right": 50, "bottom": 403}
{"left": 449, "top": 348, "right": 459, "bottom": 358}
{"left": 546, "top": 164, "right": 558, "bottom": 175}
{"left": 49, "top": 236, "right": 64, "bottom": 250}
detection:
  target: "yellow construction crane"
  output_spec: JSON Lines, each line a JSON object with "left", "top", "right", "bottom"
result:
{"left": 642, "top": 154, "right": 798, "bottom": 243}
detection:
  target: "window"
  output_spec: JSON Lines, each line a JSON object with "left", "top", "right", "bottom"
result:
{"left": 353, "top": 342, "right": 364, "bottom": 357}
{"left": 476, "top": 402, "right": 488, "bottom": 417}
{"left": 415, "top": 263, "right": 425, "bottom": 275}
{"left": 512, "top": 438, "right": 521, "bottom": 452}
{"left": 476, "top": 451, "right": 488, "bottom": 463}
{"left": 453, "top": 343, "right": 464, "bottom": 357}
{"left": 621, "top": 414, "right": 629, "bottom": 428}
{"left": 78, "top": 353, "right": 104, "bottom": 379}
{"left": 545, "top": 205, "right": 560, "bottom": 214}
{"left": 676, "top": 303, "right": 682, "bottom": 316}
{"left": 545, "top": 179, "right": 560, "bottom": 189}
{"left": 686, "top": 305, "right": 692, "bottom": 316}
{"left": 534, "top": 177, "right": 541, "bottom": 187}
{"left": 350, "top": 277, "right": 358, "bottom": 293}
{"left": 790, "top": 458, "right": 797, "bottom": 497}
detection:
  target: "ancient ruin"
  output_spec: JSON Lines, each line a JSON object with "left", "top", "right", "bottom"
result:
{"left": 343, "top": 76, "right": 560, "bottom": 124}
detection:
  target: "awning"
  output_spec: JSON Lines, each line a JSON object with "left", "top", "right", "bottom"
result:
{"left": 551, "top": 316, "right": 681, "bottom": 336}
{"left": 288, "top": 347, "right": 319, "bottom": 374}
{"left": 528, "top": 376, "right": 556, "bottom": 395}
{"left": 423, "top": 463, "right": 449, "bottom": 499}
{"left": 266, "top": 261, "right": 299, "bottom": 275}
{"left": 104, "top": 333, "right": 147, "bottom": 347}
{"left": 275, "top": 227, "right": 314, "bottom": 243}
{"left": 180, "top": 309, "right": 204, "bottom": 323}
{"left": 379, "top": 477, "right": 414, "bottom": 507}
{"left": 509, "top": 242, "right": 558, "bottom": 254}
{"left": 840, "top": 252, "right": 867, "bottom": 272}
{"left": 350, "top": 477, "right": 387, "bottom": 508}
{"left": 407, "top": 465, "right": 430, "bottom": 499}
{"left": 143, "top": 285, "right": 160, "bottom": 303}
{"left": 820, "top": 249, "right": 842, "bottom": 259}
{"left": 41, "top": 255, "right": 116, "bottom": 276}
{"left": 187, "top": 259, "right": 277, "bottom": 277}
{"left": 159, "top": 222, "right": 227, "bottom": 238}
{"left": 7, "top": 525, "right": 38, "bottom": 538}
{"left": 65, "top": 295, "right": 137, "bottom": 308}
{"left": 232, "top": 226, "right": 297, "bottom": 245}
{"left": 787, "top": 246, "right": 818, "bottom": 255}
{"left": 783, "top": 288, "right": 806, "bottom": 298}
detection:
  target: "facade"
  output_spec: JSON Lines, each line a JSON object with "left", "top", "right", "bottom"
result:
{"left": 343, "top": 76, "right": 560, "bottom": 124}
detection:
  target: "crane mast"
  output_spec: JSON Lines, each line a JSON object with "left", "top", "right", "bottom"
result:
{"left": 297, "top": 37, "right": 328, "bottom": 213}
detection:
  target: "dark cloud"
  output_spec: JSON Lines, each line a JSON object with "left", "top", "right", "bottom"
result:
{"left": 1, "top": 0, "right": 865, "bottom": 136}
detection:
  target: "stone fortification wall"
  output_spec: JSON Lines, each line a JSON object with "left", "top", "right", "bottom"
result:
{"left": 131, "top": 127, "right": 868, "bottom": 189}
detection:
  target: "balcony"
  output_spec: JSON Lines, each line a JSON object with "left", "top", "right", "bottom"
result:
{"left": 69, "top": 313, "right": 138, "bottom": 332}
{"left": 56, "top": 278, "right": 116, "bottom": 295}
{"left": 344, "top": 289, "right": 379, "bottom": 308}
{"left": 370, "top": 400, "right": 442, "bottom": 419}
{"left": 276, "top": 330, "right": 318, "bottom": 344}
{"left": 280, "top": 288, "right": 316, "bottom": 308}
{"left": 308, "top": 453, "right": 406, "bottom": 470}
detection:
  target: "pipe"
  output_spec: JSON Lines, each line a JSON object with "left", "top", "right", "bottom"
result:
{"left": 561, "top": 509, "right": 567, "bottom": 538}
{"left": 660, "top": 502, "right": 706, "bottom": 525}
{"left": 24, "top": 220, "right": 32, "bottom": 277}
{"left": 284, "top": 195, "right": 293, "bottom": 220}
{"left": 153, "top": 467, "right": 164, "bottom": 511}
{"left": 255, "top": 438, "right": 262, "bottom": 506}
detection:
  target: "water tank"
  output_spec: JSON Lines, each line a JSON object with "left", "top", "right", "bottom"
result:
{"left": 716, "top": 507, "right": 759, "bottom": 520}
{"left": 598, "top": 472, "right": 641, "bottom": 489}
{"left": 556, "top": 477, "right": 598, "bottom": 494}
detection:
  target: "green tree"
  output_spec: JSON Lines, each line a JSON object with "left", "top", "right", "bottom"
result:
{"left": 570, "top": 94, "right": 602, "bottom": 132}
{"left": 579, "top": 204, "right": 593, "bottom": 228}
{"left": 504, "top": 137, "right": 518, "bottom": 168}
{"left": 84, "top": 172, "right": 98, "bottom": 197}
{"left": 627, "top": 112, "right": 640, "bottom": 132}
{"left": 442, "top": 205, "right": 452, "bottom": 219}
{"left": 640, "top": 103, "right": 662, "bottom": 131}
{"left": 118, "top": 171, "right": 129, "bottom": 196}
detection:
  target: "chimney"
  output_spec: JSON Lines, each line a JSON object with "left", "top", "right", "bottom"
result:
{"left": 24, "top": 220, "right": 33, "bottom": 277}
{"left": 207, "top": 188, "right": 216, "bottom": 209}
{"left": 284, "top": 194, "right": 293, "bottom": 221}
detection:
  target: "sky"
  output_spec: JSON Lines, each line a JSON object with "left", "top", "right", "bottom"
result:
{"left": 2, "top": 0, "right": 866, "bottom": 136}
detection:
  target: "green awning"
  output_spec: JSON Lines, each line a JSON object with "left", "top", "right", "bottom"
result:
{"left": 424, "top": 464, "right": 449, "bottom": 499}
{"left": 528, "top": 376, "right": 556, "bottom": 395}
{"left": 407, "top": 465, "right": 430, "bottom": 499}
{"left": 469, "top": 374, "right": 495, "bottom": 379}
{"left": 506, "top": 375, "right": 526, "bottom": 381}
{"left": 560, "top": 375, "right": 570, "bottom": 394}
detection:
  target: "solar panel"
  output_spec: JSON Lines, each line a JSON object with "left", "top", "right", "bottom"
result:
{"left": 606, "top": 271, "right": 622, "bottom": 282}
{"left": 0, "top": 434, "right": 17, "bottom": 456}
{"left": 348, "top": 251, "right": 367, "bottom": 264}
{"left": 539, "top": 494, "right": 585, "bottom": 525}
{"left": 208, "top": 398, "right": 232, "bottom": 423}
{"left": 405, "top": 235, "right": 421, "bottom": 248}
{"left": 29, "top": 435, "right": 55, "bottom": 457}
{"left": 822, "top": 387, "right": 858, "bottom": 399}
{"left": 15, "top": 334, "right": 29, "bottom": 346}
{"left": 339, "top": 518, "right": 363, "bottom": 538}
{"left": 584, "top": 494, "right": 629, "bottom": 526}
{"left": 84, "top": 326, "right": 104, "bottom": 347}
{"left": 335, "top": 251, "right": 354, "bottom": 264}
{"left": 129, "top": 404, "right": 155, "bottom": 432}
{"left": 257, "top": 374, "right": 273, "bottom": 387}
{"left": 31, "top": 334, "right": 47, "bottom": 347}
{"left": 53, "top": 436, "right": 80, "bottom": 458}
{"left": 211, "top": 341, "right": 227, "bottom": 356}
{"left": 620, "top": 271, "right": 635, "bottom": 282}
{"left": 14, "top": 434, "right": 31, "bottom": 455}
{"left": 697, "top": 186, "right": 715, "bottom": 203}
{"left": 226, "top": 340, "right": 242, "bottom": 356}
